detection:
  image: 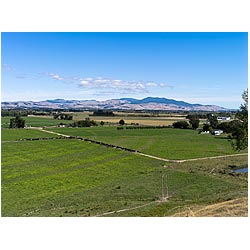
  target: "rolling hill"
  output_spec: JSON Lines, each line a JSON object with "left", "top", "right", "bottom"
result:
{"left": 1, "top": 97, "right": 228, "bottom": 111}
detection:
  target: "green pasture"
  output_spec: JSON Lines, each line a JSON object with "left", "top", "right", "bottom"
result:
{"left": 1, "top": 116, "right": 72, "bottom": 128}
{"left": 1, "top": 139, "right": 247, "bottom": 217}
{"left": 1, "top": 129, "right": 59, "bottom": 141}
{"left": 1, "top": 139, "right": 163, "bottom": 216}
{"left": 47, "top": 126, "right": 241, "bottom": 160}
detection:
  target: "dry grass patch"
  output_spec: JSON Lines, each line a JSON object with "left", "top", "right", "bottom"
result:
{"left": 171, "top": 197, "right": 248, "bottom": 217}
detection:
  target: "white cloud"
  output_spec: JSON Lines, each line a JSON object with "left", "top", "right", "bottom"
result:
{"left": 3, "top": 66, "right": 174, "bottom": 95}
{"left": 2, "top": 63, "right": 15, "bottom": 71}
{"left": 146, "top": 82, "right": 157, "bottom": 87}
{"left": 80, "top": 80, "right": 89, "bottom": 85}
{"left": 48, "top": 73, "right": 65, "bottom": 81}
{"left": 78, "top": 77, "right": 149, "bottom": 94}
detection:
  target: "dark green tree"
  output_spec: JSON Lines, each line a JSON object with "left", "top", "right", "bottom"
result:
{"left": 217, "top": 120, "right": 241, "bottom": 133}
{"left": 100, "top": 121, "right": 104, "bottom": 126}
{"left": 202, "top": 123, "right": 211, "bottom": 132}
{"left": 207, "top": 114, "right": 218, "bottom": 129}
{"left": 188, "top": 116, "right": 200, "bottom": 130}
{"left": 119, "top": 119, "right": 125, "bottom": 126}
{"left": 9, "top": 116, "right": 25, "bottom": 128}
{"left": 172, "top": 121, "right": 189, "bottom": 129}
{"left": 230, "top": 89, "right": 248, "bottom": 151}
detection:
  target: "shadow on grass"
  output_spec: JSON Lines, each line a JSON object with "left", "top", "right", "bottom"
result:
{"left": 213, "top": 136, "right": 230, "bottom": 140}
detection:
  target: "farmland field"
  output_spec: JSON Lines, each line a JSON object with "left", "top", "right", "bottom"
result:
{"left": 1, "top": 137, "right": 247, "bottom": 217}
{"left": 46, "top": 126, "right": 244, "bottom": 160}
{"left": 1, "top": 116, "right": 72, "bottom": 128}
{"left": 87, "top": 116, "right": 186, "bottom": 126}
{"left": 1, "top": 114, "right": 190, "bottom": 127}
{"left": 70, "top": 111, "right": 196, "bottom": 126}
{"left": 1, "top": 128, "right": 59, "bottom": 141}
{"left": 1, "top": 115, "right": 248, "bottom": 217}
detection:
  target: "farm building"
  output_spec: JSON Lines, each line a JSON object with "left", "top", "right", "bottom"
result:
{"left": 211, "top": 129, "right": 223, "bottom": 135}
{"left": 217, "top": 116, "right": 230, "bottom": 121}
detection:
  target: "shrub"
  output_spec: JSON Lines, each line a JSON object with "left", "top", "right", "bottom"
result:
{"left": 119, "top": 119, "right": 125, "bottom": 126}
{"left": 172, "top": 121, "right": 189, "bottom": 129}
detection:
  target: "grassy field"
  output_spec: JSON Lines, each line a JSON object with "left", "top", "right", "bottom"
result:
{"left": 1, "top": 139, "right": 165, "bottom": 216}
{"left": 46, "top": 126, "right": 243, "bottom": 160}
{"left": 1, "top": 114, "right": 184, "bottom": 127}
{"left": 1, "top": 116, "right": 247, "bottom": 217}
{"left": 1, "top": 137, "right": 247, "bottom": 217}
{"left": 1, "top": 128, "right": 59, "bottom": 141}
{"left": 1, "top": 116, "right": 72, "bottom": 128}
{"left": 1, "top": 113, "right": 208, "bottom": 127}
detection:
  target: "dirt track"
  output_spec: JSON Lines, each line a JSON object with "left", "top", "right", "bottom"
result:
{"left": 94, "top": 201, "right": 157, "bottom": 217}
{"left": 136, "top": 151, "right": 248, "bottom": 163}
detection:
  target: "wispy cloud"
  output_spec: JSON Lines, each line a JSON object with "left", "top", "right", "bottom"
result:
{"left": 46, "top": 72, "right": 82, "bottom": 84}
{"left": 36, "top": 72, "right": 173, "bottom": 94}
{"left": 78, "top": 77, "right": 172, "bottom": 94}
{"left": 2, "top": 65, "right": 173, "bottom": 95}
{"left": 15, "top": 74, "right": 28, "bottom": 79}
{"left": 48, "top": 72, "right": 66, "bottom": 81}
{"left": 2, "top": 63, "right": 15, "bottom": 71}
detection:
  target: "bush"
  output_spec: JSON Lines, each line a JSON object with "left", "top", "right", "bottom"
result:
{"left": 202, "top": 123, "right": 211, "bottom": 132}
{"left": 172, "top": 121, "right": 189, "bottom": 129}
{"left": 119, "top": 119, "right": 125, "bottom": 126}
{"left": 69, "top": 118, "right": 97, "bottom": 127}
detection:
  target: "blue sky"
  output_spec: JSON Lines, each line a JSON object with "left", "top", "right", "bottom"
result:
{"left": 1, "top": 32, "right": 248, "bottom": 109}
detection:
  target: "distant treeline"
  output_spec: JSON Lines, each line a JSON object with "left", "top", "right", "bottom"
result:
{"left": 90, "top": 110, "right": 115, "bottom": 116}
{"left": 1, "top": 110, "right": 52, "bottom": 117}
{"left": 53, "top": 113, "right": 73, "bottom": 120}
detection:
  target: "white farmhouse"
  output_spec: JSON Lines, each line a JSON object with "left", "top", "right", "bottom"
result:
{"left": 211, "top": 129, "right": 223, "bottom": 135}
{"left": 217, "top": 116, "right": 230, "bottom": 121}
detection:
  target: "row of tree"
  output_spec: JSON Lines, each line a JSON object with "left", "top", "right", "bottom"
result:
{"left": 53, "top": 113, "right": 73, "bottom": 120}
{"left": 92, "top": 110, "right": 115, "bottom": 116}
{"left": 2, "top": 109, "right": 54, "bottom": 117}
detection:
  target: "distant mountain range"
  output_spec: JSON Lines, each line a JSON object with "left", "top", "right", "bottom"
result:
{"left": 1, "top": 97, "right": 229, "bottom": 111}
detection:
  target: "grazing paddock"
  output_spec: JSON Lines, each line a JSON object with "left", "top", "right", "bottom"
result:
{"left": 46, "top": 126, "right": 243, "bottom": 160}
{"left": 1, "top": 128, "right": 59, "bottom": 141}
{"left": 1, "top": 138, "right": 247, "bottom": 217}
{"left": 1, "top": 116, "right": 72, "bottom": 128}
{"left": 1, "top": 119, "right": 247, "bottom": 217}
